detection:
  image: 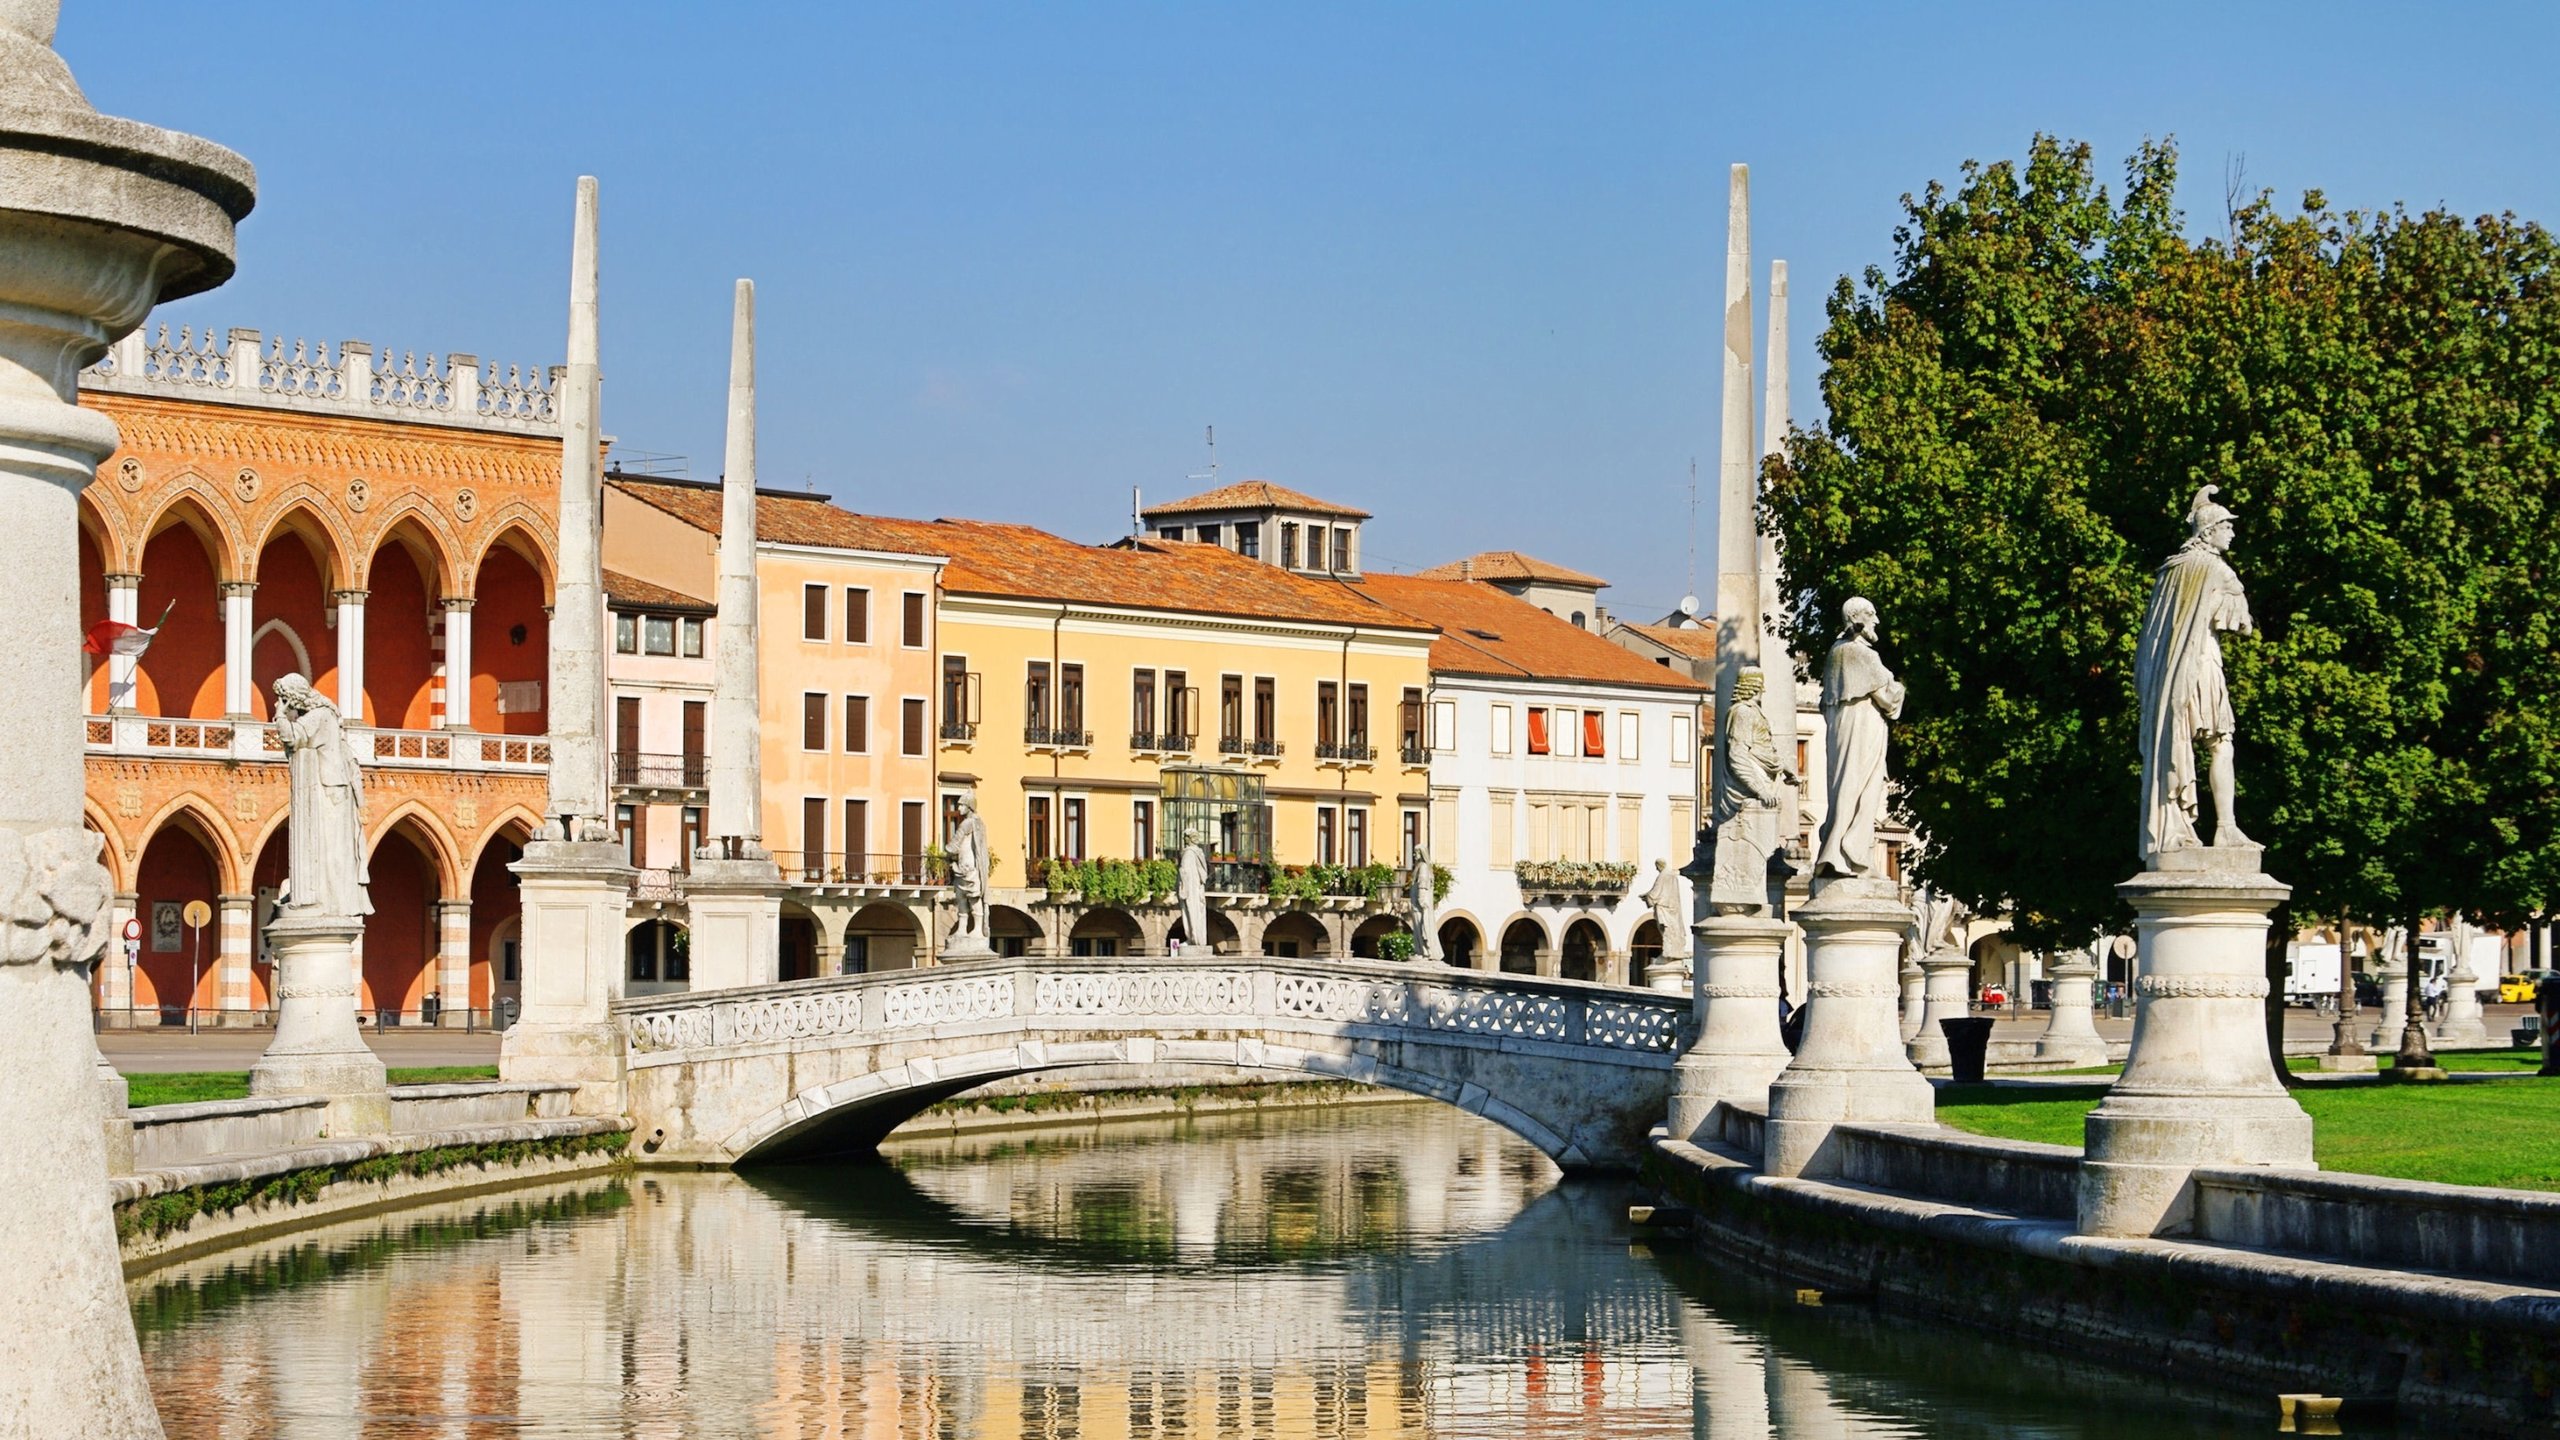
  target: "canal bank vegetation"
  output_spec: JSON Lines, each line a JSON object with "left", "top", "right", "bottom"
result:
{"left": 116, "top": 1129, "right": 631, "bottom": 1245}
{"left": 1936, "top": 1077, "right": 2560, "bottom": 1191}
{"left": 124, "top": 1065, "right": 499, "bottom": 1109}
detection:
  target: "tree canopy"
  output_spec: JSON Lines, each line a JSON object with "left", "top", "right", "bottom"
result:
{"left": 1764, "top": 136, "right": 2560, "bottom": 946}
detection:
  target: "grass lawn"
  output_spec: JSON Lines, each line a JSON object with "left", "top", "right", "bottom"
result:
{"left": 124, "top": 1066, "right": 498, "bottom": 1109}
{"left": 1938, "top": 1072, "right": 2560, "bottom": 1191}
{"left": 2047, "top": 1050, "right": 2542, "bottom": 1079}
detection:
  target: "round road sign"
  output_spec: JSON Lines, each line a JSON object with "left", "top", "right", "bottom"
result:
{"left": 122, "top": 917, "right": 141, "bottom": 942}
{"left": 182, "top": 900, "right": 212, "bottom": 930}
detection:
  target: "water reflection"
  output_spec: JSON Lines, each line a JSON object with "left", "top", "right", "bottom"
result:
{"left": 133, "top": 1103, "right": 2261, "bottom": 1438}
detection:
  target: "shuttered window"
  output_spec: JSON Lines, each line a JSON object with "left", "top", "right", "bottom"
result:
{"left": 802, "top": 692, "right": 826, "bottom": 750}
{"left": 802, "top": 584, "right": 827, "bottom": 640}
{"left": 902, "top": 698, "right": 926, "bottom": 756}
{"left": 902, "top": 592, "right": 927, "bottom": 647}
{"left": 843, "top": 695, "right": 868, "bottom": 753}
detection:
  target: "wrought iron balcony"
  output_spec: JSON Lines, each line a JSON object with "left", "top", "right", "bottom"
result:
{"left": 1315, "top": 739, "right": 1374, "bottom": 762}
{"left": 612, "top": 751, "right": 708, "bottom": 789}
{"left": 1131, "top": 729, "right": 1198, "bottom": 754}
{"left": 784, "top": 851, "right": 948, "bottom": 887}
{"left": 939, "top": 720, "right": 977, "bottom": 742}
{"left": 1024, "top": 724, "right": 1093, "bottom": 749}
{"left": 1244, "top": 737, "right": 1285, "bottom": 759}
{"left": 1401, "top": 741, "right": 1429, "bottom": 765}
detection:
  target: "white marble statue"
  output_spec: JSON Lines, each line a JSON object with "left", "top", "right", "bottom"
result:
{"left": 1711, "top": 666, "right": 1796, "bottom": 913}
{"left": 1178, "top": 832, "right": 1211, "bottom": 952}
{"left": 946, "top": 794, "right": 989, "bottom": 945}
{"left": 273, "top": 674, "right": 370, "bottom": 918}
{"left": 1909, "top": 886, "right": 1965, "bottom": 961}
{"left": 1637, "top": 859, "right": 1692, "bottom": 961}
{"left": 2135, "top": 484, "right": 2256, "bottom": 865}
{"left": 1814, "top": 598, "right": 1905, "bottom": 881}
{"left": 1408, "top": 848, "right": 1440, "bottom": 962}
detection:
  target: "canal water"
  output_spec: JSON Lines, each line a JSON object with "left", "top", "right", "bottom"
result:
{"left": 133, "top": 1102, "right": 2268, "bottom": 1438}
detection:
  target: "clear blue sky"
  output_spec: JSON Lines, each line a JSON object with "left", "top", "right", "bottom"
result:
{"left": 64, "top": 2, "right": 2560, "bottom": 619}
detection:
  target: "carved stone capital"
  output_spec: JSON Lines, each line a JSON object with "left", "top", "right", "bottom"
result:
{"left": 0, "top": 823, "right": 112, "bottom": 967}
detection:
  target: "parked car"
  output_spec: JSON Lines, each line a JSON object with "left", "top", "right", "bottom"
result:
{"left": 2354, "top": 972, "right": 2384, "bottom": 1007}
{"left": 2500, "top": 970, "right": 2560, "bottom": 1005}
{"left": 1978, "top": 983, "right": 2007, "bottom": 1008}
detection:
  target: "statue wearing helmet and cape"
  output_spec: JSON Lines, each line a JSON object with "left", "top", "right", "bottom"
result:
{"left": 2134, "top": 485, "right": 2256, "bottom": 865}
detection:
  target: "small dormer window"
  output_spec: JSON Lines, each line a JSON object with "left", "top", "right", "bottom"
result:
{"left": 1197, "top": 523, "right": 1222, "bottom": 548}
{"left": 1237, "top": 521, "right": 1261, "bottom": 559}
{"left": 1332, "top": 527, "right": 1351, "bottom": 571}
{"left": 1280, "top": 522, "right": 1299, "bottom": 569}
{"left": 1158, "top": 525, "right": 1183, "bottom": 542}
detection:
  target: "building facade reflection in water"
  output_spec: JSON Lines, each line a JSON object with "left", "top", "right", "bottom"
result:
{"left": 132, "top": 1105, "right": 2254, "bottom": 1439}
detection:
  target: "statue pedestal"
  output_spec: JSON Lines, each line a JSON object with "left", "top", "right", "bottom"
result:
{"left": 1667, "top": 915, "right": 1793, "bottom": 1141}
{"left": 2078, "top": 858, "right": 2314, "bottom": 1237}
{"left": 1906, "top": 951, "right": 1974, "bottom": 1069}
{"left": 250, "top": 912, "right": 389, "bottom": 1135}
{"left": 2369, "top": 957, "right": 2409, "bottom": 1051}
{"left": 682, "top": 853, "right": 783, "bottom": 989}
{"left": 1898, "top": 956, "right": 1925, "bottom": 1042}
{"left": 2439, "top": 957, "right": 2488, "bottom": 1044}
{"left": 1643, "top": 953, "right": 1694, "bottom": 994}
{"left": 1764, "top": 881, "right": 1935, "bottom": 1178}
{"left": 2035, "top": 954, "right": 2109, "bottom": 1065}
{"left": 499, "top": 838, "right": 634, "bottom": 1115}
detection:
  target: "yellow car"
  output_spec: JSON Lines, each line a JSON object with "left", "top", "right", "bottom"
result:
{"left": 2500, "top": 971, "right": 2559, "bottom": 1004}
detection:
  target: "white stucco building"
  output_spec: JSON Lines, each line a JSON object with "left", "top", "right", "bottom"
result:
{"left": 1352, "top": 574, "right": 1708, "bottom": 984}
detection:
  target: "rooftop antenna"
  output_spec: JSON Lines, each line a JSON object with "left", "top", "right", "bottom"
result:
{"left": 1684, "top": 456, "right": 1699, "bottom": 600}
{"left": 1187, "top": 424, "right": 1218, "bottom": 488}
{"left": 1131, "top": 484, "right": 1142, "bottom": 537}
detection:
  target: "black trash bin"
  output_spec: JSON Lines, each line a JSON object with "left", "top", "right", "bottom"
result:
{"left": 1940, "top": 1016, "right": 1996, "bottom": 1083}
{"left": 420, "top": 994, "right": 441, "bottom": 1027}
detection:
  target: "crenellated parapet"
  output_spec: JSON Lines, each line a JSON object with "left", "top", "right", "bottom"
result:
{"left": 83, "top": 324, "right": 561, "bottom": 435}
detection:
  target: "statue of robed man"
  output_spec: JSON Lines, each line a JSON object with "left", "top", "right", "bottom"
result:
{"left": 1407, "top": 848, "right": 1440, "bottom": 961}
{"left": 273, "top": 674, "right": 371, "bottom": 918}
{"left": 1177, "top": 833, "right": 1211, "bottom": 952}
{"left": 946, "top": 794, "right": 990, "bottom": 944}
{"left": 2135, "top": 485, "right": 2256, "bottom": 865}
{"left": 1815, "top": 598, "right": 1905, "bottom": 881}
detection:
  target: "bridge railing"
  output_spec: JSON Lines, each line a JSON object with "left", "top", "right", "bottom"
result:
{"left": 615, "top": 955, "right": 1689, "bottom": 1060}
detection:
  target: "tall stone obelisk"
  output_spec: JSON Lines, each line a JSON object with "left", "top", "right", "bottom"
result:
{"left": 685, "top": 279, "right": 785, "bottom": 989}
{"left": 1709, "top": 164, "right": 1760, "bottom": 807}
{"left": 0, "top": 3, "right": 253, "bottom": 1431}
{"left": 1758, "top": 260, "right": 1803, "bottom": 898}
{"left": 500, "top": 176, "right": 636, "bottom": 1114}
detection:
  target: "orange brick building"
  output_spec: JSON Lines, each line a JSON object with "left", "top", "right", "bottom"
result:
{"left": 76, "top": 326, "right": 562, "bottom": 1025}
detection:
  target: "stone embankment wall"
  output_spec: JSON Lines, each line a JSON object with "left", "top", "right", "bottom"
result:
{"left": 117, "top": 1082, "right": 631, "bottom": 1270}
{"left": 1648, "top": 1121, "right": 2560, "bottom": 1435}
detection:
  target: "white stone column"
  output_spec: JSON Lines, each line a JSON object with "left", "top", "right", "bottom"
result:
{"left": 0, "top": 7, "right": 254, "bottom": 1426}
{"left": 333, "top": 586, "right": 367, "bottom": 719}
{"left": 215, "top": 892, "right": 254, "bottom": 1021}
{"left": 103, "top": 571, "right": 140, "bottom": 711}
{"left": 1757, "top": 257, "right": 1802, "bottom": 870}
{"left": 2369, "top": 948, "right": 2408, "bottom": 1051}
{"left": 2078, "top": 860, "right": 2314, "bottom": 1237}
{"left": 439, "top": 596, "right": 474, "bottom": 728}
{"left": 2034, "top": 950, "right": 2108, "bottom": 1066}
{"left": 1898, "top": 953, "right": 1924, "bottom": 1042}
{"left": 1907, "top": 950, "right": 1973, "bottom": 1069}
{"left": 435, "top": 899, "right": 472, "bottom": 1026}
{"left": 1764, "top": 883, "right": 1935, "bottom": 1178}
{"left": 250, "top": 913, "right": 389, "bottom": 1134}
{"left": 1667, "top": 914, "right": 1793, "bottom": 1141}
{"left": 2440, "top": 926, "right": 2488, "bottom": 1044}
{"left": 686, "top": 277, "right": 784, "bottom": 987}
{"left": 1707, "top": 161, "right": 1757, "bottom": 828}
{"left": 220, "top": 579, "right": 255, "bottom": 716}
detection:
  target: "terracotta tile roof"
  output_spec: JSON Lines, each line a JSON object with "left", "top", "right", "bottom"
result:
{"left": 1139, "top": 479, "right": 1371, "bottom": 521}
{"left": 1347, "top": 575, "right": 1708, "bottom": 693}
{"left": 1617, "top": 620, "right": 1720, "bottom": 663}
{"left": 932, "top": 522, "right": 1429, "bottom": 630}
{"left": 603, "top": 568, "right": 712, "bottom": 612}
{"left": 1415, "top": 550, "right": 1608, "bottom": 589}
{"left": 609, "top": 476, "right": 950, "bottom": 557}
{"left": 610, "top": 476, "right": 1427, "bottom": 632}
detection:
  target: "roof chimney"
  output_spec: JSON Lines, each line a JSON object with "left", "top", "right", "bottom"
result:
{"left": 1459, "top": 558, "right": 1473, "bottom": 581}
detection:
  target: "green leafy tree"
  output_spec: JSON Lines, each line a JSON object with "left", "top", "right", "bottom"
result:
{"left": 1764, "top": 136, "right": 2560, "bottom": 964}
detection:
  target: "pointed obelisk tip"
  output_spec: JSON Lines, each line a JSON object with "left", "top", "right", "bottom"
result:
{"left": 1771, "top": 258, "right": 1788, "bottom": 294}
{"left": 728, "top": 279, "right": 756, "bottom": 388}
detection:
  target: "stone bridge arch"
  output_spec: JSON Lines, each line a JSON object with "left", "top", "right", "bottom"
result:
{"left": 618, "top": 956, "right": 1686, "bottom": 1172}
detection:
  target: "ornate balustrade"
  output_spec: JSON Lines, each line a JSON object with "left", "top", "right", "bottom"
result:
{"left": 80, "top": 324, "right": 561, "bottom": 435}
{"left": 84, "top": 715, "right": 548, "bottom": 774}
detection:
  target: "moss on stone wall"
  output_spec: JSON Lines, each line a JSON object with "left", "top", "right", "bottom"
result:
{"left": 116, "top": 1130, "right": 631, "bottom": 1244}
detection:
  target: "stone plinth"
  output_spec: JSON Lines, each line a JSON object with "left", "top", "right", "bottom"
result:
{"left": 2035, "top": 954, "right": 2109, "bottom": 1066}
{"left": 1764, "top": 881, "right": 1935, "bottom": 1178}
{"left": 1898, "top": 954, "right": 1925, "bottom": 1042}
{"left": 2370, "top": 955, "right": 2408, "bottom": 1051}
{"left": 2439, "top": 956, "right": 2488, "bottom": 1044}
{"left": 499, "top": 838, "right": 635, "bottom": 1115}
{"left": 2078, "top": 858, "right": 2314, "bottom": 1237}
{"left": 94, "top": 1045, "right": 135, "bottom": 1176}
{"left": 1667, "top": 914, "right": 1793, "bottom": 1141}
{"left": 1644, "top": 952, "right": 1693, "bottom": 994}
{"left": 1906, "top": 951, "right": 1972, "bottom": 1069}
{"left": 683, "top": 853, "right": 783, "bottom": 989}
{"left": 249, "top": 912, "right": 389, "bottom": 1134}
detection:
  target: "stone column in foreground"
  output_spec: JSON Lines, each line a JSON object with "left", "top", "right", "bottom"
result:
{"left": 2034, "top": 947, "right": 2108, "bottom": 1067}
{"left": 2368, "top": 942, "right": 2408, "bottom": 1052}
{"left": 1897, "top": 952, "right": 1924, "bottom": 1042}
{"left": 1763, "top": 880, "right": 1935, "bottom": 1177}
{"left": 2438, "top": 920, "right": 2488, "bottom": 1044}
{"left": 685, "top": 278, "right": 785, "bottom": 990}
{"left": 0, "top": 3, "right": 255, "bottom": 1431}
{"left": 1666, "top": 914, "right": 1793, "bottom": 1141}
{"left": 2078, "top": 856, "right": 2314, "bottom": 1236}
{"left": 499, "top": 176, "right": 636, "bottom": 1114}
{"left": 249, "top": 913, "right": 389, "bottom": 1134}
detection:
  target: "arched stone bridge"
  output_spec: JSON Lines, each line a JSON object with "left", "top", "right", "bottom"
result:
{"left": 616, "top": 957, "right": 1690, "bottom": 1170}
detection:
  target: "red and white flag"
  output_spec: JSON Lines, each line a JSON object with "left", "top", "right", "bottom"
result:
{"left": 84, "top": 599, "right": 176, "bottom": 658}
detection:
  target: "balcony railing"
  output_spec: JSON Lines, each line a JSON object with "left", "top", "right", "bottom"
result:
{"left": 633, "top": 867, "right": 684, "bottom": 902}
{"left": 1024, "top": 724, "right": 1093, "bottom": 749}
{"left": 83, "top": 715, "right": 548, "bottom": 774}
{"left": 785, "top": 851, "right": 948, "bottom": 887}
{"left": 1245, "top": 737, "right": 1284, "bottom": 759}
{"left": 612, "top": 751, "right": 707, "bottom": 789}
{"left": 939, "top": 720, "right": 977, "bottom": 742}
{"left": 1401, "top": 741, "right": 1429, "bottom": 765}
{"left": 1315, "top": 739, "right": 1374, "bottom": 762}
{"left": 1130, "top": 730, "right": 1197, "bottom": 754}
